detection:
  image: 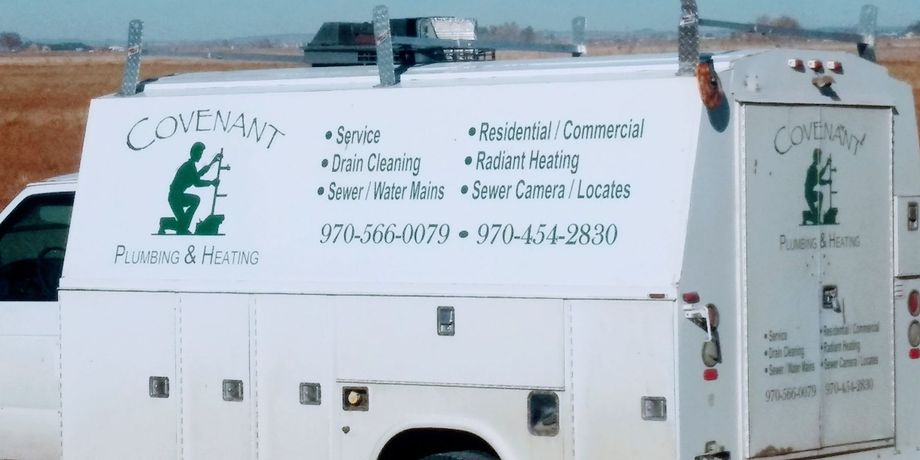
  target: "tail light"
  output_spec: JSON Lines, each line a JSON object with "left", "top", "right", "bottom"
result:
{"left": 909, "top": 290, "right": 919, "bottom": 317}
{"left": 683, "top": 291, "right": 700, "bottom": 304}
{"left": 909, "top": 320, "right": 920, "bottom": 348}
{"left": 703, "top": 368, "right": 718, "bottom": 381}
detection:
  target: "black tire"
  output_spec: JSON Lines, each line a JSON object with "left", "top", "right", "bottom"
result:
{"left": 420, "top": 451, "right": 498, "bottom": 460}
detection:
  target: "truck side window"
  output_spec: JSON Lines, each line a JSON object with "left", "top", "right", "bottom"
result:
{"left": 0, "top": 192, "right": 74, "bottom": 301}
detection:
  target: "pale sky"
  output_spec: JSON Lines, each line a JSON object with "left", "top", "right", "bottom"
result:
{"left": 2, "top": 0, "right": 919, "bottom": 42}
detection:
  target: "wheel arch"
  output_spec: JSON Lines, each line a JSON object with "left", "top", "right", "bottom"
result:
{"left": 374, "top": 422, "right": 507, "bottom": 460}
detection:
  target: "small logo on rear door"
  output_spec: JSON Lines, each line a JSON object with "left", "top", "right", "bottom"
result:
{"left": 802, "top": 148, "right": 839, "bottom": 226}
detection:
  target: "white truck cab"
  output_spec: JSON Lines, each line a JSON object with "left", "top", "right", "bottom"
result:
{"left": 0, "top": 174, "right": 75, "bottom": 459}
{"left": 2, "top": 10, "right": 920, "bottom": 460}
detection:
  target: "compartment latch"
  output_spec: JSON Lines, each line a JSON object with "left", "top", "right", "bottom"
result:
{"left": 908, "top": 201, "right": 918, "bottom": 231}
{"left": 437, "top": 306, "right": 455, "bottom": 336}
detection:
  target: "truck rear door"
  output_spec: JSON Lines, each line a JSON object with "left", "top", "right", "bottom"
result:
{"left": 742, "top": 104, "right": 893, "bottom": 457}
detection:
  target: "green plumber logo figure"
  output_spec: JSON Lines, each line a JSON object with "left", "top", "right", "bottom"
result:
{"left": 157, "top": 142, "right": 230, "bottom": 236}
{"left": 802, "top": 148, "right": 839, "bottom": 226}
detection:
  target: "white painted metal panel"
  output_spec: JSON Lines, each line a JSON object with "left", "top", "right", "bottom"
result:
{"left": 743, "top": 105, "right": 893, "bottom": 456}
{"left": 0, "top": 302, "right": 58, "bottom": 336}
{"left": 571, "top": 300, "right": 676, "bottom": 459}
{"left": 0, "top": 329, "right": 59, "bottom": 460}
{"left": 179, "top": 293, "right": 253, "bottom": 459}
{"left": 335, "top": 297, "right": 564, "bottom": 388}
{"left": 65, "top": 78, "right": 701, "bottom": 298}
{"left": 0, "top": 408, "right": 60, "bottom": 460}
{"left": 60, "top": 291, "right": 177, "bottom": 459}
{"left": 673, "top": 68, "right": 742, "bottom": 460}
{"left": 255, "top": 295, "right": 333, "bottom": 458}
{"left": 0, "top": 335, "right": 58, "bottom": 410}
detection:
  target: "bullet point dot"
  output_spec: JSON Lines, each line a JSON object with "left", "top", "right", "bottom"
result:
{"left": 468, "top": 127, "right": 476, "bottom": 136}
{"left": 764, "top": 351, "right": 768, "bottom": 356}
{"left": 464, "top": 156, "right": 472, "bottom": 165}
{"left": 317, "top": 187, "right": 325, "bottom": 196}
{"left": 459, "top": 230, "right": 469, "bottom": 238}
{"left": 764, "top": 368, "right": 768, "bottom": 373}
{"left": 321, "top": 159, "right": 329, "bottom": 168}
{"left": 325, "top": 131, "right": 332, "bottom": 140}
{"left": 461, "top": 185, "right": 469, "bottom": 194}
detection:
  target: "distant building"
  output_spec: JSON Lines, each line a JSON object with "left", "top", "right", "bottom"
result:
{"left": 44, "top": 42, "right": 92, "bottom": 52}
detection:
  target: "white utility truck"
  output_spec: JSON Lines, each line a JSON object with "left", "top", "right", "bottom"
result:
{"left": 2, "top": 3, "right": 920, "bottom": 460}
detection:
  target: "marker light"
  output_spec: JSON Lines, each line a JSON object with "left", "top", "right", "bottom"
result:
{"left": 703, "top": 368, "right": 718, "bottom": 381}
{"left": 702, "top": 340, "right": 720, "bottom": 367}
{"left": 909, "top": 320, "right": 920, "bottom": 348}
{"left": 787, "top": 58, "right": 804, "bottom": 70}
{"left": 910, "top": 348, "right": 920, "bottom": 360}
{"left": 909, "top": 290, "right": 920, "bottom": 317}
{"left": 826, "top": 60, "right": 843, "bottom": 72}
{"left": 696, "top": 57, "right": 724, "bottom": 110}
{"left": 707, "top": 304, "right": 720, "bottom": 329}
{"left": 807, "top": 60, "right": 823, "bottom": 71}
{"left": 342, "top": 387, "right": 369, "bottom": 411}
{"left": 347, "top": 391, "right": 362, "bottom": 405}
{"left": 683, "top": 292, "right": 700, "bottom": 304}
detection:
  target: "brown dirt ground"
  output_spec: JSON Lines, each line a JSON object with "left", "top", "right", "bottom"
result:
{"left": 0, "top": 54, "right": 295, "bottom": 206}
{"left": 0, "top": 41, "right": 919, "bottom": 207}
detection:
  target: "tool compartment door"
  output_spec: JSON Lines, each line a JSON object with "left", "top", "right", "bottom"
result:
{"left": 179, "top": 293, "right": 254, "bottom": 459}
{"left": 742, "top": 104, "right": 893, "bottom": 457}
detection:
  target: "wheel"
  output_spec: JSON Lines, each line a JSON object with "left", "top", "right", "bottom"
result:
{"left": 420, "top": 451, "right": 498, "bottom": 460}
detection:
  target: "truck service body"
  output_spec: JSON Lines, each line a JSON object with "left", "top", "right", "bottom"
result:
{"left": 1, "top": 47, "right": 919, "bottom": 460}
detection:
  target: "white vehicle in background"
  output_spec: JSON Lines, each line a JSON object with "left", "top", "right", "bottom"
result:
{"left": 3, "top": 2, "right": 920, "bottom": 459}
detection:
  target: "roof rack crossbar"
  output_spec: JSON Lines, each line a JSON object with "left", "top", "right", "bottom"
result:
{"left": 679, "top": 2, "right": 879, "bottom": 74}
{"left": 698, "top": 19, "right": 864, "bottom": 44}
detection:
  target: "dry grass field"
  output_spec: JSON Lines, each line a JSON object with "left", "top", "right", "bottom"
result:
{"left": 1, "top": 41, "right": 919, "bottom": 208}
{"left": 0, "top": 54, "right": 294, "bottom": 206}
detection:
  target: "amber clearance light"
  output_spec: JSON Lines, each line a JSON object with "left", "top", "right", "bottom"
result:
{"left": 696, "top": 57, "right": 724, "bottom": 110}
